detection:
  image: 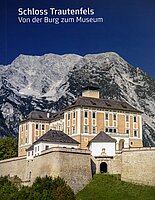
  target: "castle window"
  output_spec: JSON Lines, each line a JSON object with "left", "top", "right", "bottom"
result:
{"left": 45, "top": 145, "right": 49, "bottom": 150}
{"left": 90, "top": 100, "right": 96, "bottom": 105}
{"left": 105, "top": 113, "right": 109, "bottom": 120}
{"left": 134, "top": 116, "right": 137, "bottom": 122}
{"left": 84, "top": 111, "right": 88, "bottom": 118}
{"left": 126, "top": 115, "right": 129, "bottom": 122}
{"left": 72, "top": 119, "right": 75, "bottom": 125}
{"left": 29, "top": 171, "right": 31, "bottom": 179}
{"left": 21, "top": 125, "right": 23, "bottom": 132}
{"left": 126, "top": 129, "right": 129, "bottom": 134}
{"left": 25, "top": 138, "right": 28, "bottom": 143}
{"left": 35, "top": 147, "right": 37, "bottom": 152}
{"left": 121, "top": 104, "right": 127, "bottom": 109}
{"left": 105, "top": 102, "right": 111, "bottom": 107}
{"left": 26, "top": 124, "right": 28, "bottom": 130}
{"left": 134, "top": 130, "right": 138, "bottom": 137}
{"left": 72, "top": 126, "right": 75, "bottom": 134}
{"left": 84, "top": 125, "right": 88, "bottom": 133}
{"left": 73, "top": 111, "right": 76, "bottom": 118}
{"left": 67, "top": 127, "right": 70, "bottom": 135}
{"left": 113, "top": 114, "right": 116, "bottom": 120}
{"left": 114, "top": 129, "right": 116, "bottom": 133}
{"left": 92, "top": 126, "right": 96, "bottom": 134}
{"left": 42, "top": 124, "right": 45, "bottom": 130}
{"left": 58, "top": 124, "right": 61, "bottom": 130}
{"left": 105, "top": 128, "right": 108, "bottom": 132}
{"left": 38, "top": 146, "right": 39, "bottom": 151}
{"left": 109, "top": 128, "right": 112, "bottom": 133}
{"left": 92, "top": 112, "right": 96, "bottom": 119}
{"left": 62, "top": 122, "right": 64, "bottom": 131}
{"left": 68, "top": 113, "right": 70, "bottom": 120}
{"left": 36, "top": 124, "right": 38, "bottom": 129}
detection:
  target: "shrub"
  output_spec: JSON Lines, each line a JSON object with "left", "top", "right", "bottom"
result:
{"left": 0, "top": 175, "right": 75, "bottom": 200}
{"left": 31, "top": 176, "right": 75, "bottom": 200}
{"left": 0, "top": 176, "right": 18, "bottom": 200}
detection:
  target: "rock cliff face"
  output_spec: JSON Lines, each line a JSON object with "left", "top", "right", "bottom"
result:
{"left": 0, "top": 52, "right": 155, "bottom": 146}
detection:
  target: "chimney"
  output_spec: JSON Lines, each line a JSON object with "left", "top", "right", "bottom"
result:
{"left": 47, "top": 112, "right": 50, "bottom": 118}
{"left": 82, "top": 86, "right": 100, "bottom": 99}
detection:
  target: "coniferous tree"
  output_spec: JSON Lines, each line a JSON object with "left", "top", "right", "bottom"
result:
{"left": 0, "top": 138, "right": 18, "bottom": 160}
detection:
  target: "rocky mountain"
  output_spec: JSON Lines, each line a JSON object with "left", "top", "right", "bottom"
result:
{"left": 0, "top": 52, "right": 155, "bottom": 146}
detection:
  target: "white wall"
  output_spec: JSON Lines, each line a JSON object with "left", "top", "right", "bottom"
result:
{"left": 114, "top": 137, "right": 129, "bottom": 150}
{"left": 27, "top": 142, "right": 79, "bottom": 159}
{"left": 27, "top": 150, "right": 34, "bottom": 160}
{"left": 89, "top": 142, "right": 115, "bottom": 157}
{"left": 40, "top": 142, "right": 79, "bottom": 153}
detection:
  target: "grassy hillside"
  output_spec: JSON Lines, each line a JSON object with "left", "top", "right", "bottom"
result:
{"left": 76, "top": 174, "right": 155, "bottom": 200}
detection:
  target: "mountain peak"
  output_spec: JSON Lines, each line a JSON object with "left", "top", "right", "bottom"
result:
{"left": 0, "top": 52, "right": 155, "bottom": 147}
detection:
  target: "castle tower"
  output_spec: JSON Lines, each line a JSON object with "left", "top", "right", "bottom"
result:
{"left": 82, "top": 86, "right": 100, "bottom": 98}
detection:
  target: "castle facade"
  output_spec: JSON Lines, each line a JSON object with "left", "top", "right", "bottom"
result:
{"left": 0, "top": 87, "right": 155, "bottom": 192}
{"left": 18, "top": 86, "right": 143, "bottom": 157}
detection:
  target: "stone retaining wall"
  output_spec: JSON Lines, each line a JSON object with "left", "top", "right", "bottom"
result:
{"left": 0, "top": 147, "right": 92, "bottom": 193}
{"left": 121, "top": 147, "right": 155, "bottom": 186}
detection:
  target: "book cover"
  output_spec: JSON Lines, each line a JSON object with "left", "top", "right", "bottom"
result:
{"left": 0, "top": 0, "right": 155, "bottom": 197}
{"left": 1, "top": 0, "right": 155, "bottom": 143}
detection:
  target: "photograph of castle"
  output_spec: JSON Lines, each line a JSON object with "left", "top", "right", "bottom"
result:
{"left": 0, "top": 0, "right": 155, "bottom": 198}
{"left": 0, "top": 86, "right": 154, "bottom": 194}
{"left": 19, "top": 86, "right": 143, "bottom": 159}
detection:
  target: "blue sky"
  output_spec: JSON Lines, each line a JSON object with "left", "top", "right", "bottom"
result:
{"left": 0, "top": 0, "right": 155, "bottom": 77}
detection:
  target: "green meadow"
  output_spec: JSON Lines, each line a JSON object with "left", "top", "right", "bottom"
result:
{"left": 76, "top": 174, "right": 155, "bottom": 200}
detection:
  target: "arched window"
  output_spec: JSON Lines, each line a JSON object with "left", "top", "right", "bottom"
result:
{"left": 100, "top": 162, "right": 107, "bottom": 173}
{"left": 29, "top": 171, "right": 31, "bottom": 179}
